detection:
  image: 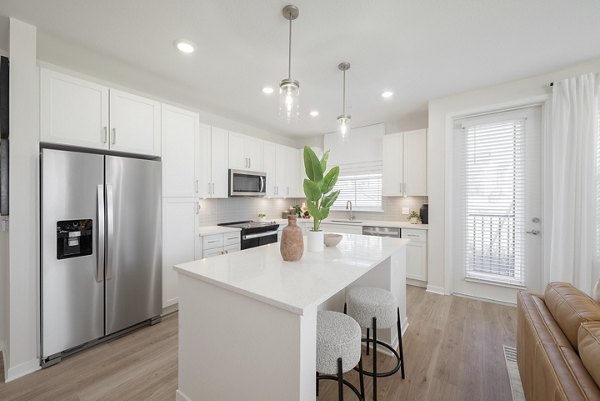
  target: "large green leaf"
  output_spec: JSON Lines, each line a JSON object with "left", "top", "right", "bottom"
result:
{"left": 303, "top": 146, "right": 323, "bottom": 183}
{"left": 303, "top": 179, "right": 322, "bottom": 202}
{"left": 320, "top": 206, "right": 331, "bottom": 221}
{"left": 321, "top": 190, "right": 340, "bottom": 209}
{"left": 306, "top": 201, "right": 321, "bottom": 223}
{"left": 321, "top": 166, "right": 339, "bottom": 195}
{"left": 320, "top": 150, "right": 330, "bottom": 172}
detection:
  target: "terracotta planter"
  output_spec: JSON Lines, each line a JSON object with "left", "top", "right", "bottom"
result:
{"left": 280, "top": 216, "right": 304, "bottom": 261}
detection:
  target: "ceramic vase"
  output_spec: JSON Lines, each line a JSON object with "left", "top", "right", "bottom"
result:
{"left": 594, "top": 279, "right": 600, "bottom": 303}
{"left": 307, "top": 229, "right": 324, "bottom": 252}
{"left": 280, "top": 216, "right": 304, "bottom": 261}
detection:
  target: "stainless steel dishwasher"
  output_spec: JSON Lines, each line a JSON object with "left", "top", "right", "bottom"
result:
{"left": 362, "top": 226, "right": 401, "bottom": 238}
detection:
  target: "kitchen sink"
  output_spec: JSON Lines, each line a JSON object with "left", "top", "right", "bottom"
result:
{"left": 330, "top": 219, "right": 363, "bottom": 224}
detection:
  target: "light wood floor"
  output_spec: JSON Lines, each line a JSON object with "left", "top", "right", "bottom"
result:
{"left": 0, "top": 286, "right": 516, "bottom": 401}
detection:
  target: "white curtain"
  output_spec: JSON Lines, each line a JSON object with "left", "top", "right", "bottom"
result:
{"left": 546, "top": 73, "right": 600, "bottom": 294}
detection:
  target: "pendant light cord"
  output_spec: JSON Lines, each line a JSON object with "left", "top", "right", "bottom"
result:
{"left": 342, "top": 69, "right": 346, "bottom": 115}
{"left": 288, "top": 13, "right": 292, "bottom": 79}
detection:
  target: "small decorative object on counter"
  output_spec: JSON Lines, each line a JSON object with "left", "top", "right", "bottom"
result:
{"left": 420, "top": 203, "right": 428, "bottom": 224}
{"left": 280, "top": 215, "right": 304, "bottom": 261}
{"left": 408, "top": 210, "right": 421, "bottom": 224}
{"left": 258, "top": 212, "right": 267, "bottom": 221}
{"left": 293, "top": 204, "right": 302, "bottom": 217}
{"left": 324, "top": 233, "right": 342, "bottom": 247}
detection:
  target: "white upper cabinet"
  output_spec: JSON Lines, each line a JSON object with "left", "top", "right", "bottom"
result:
{"left": 162, "top": 104, "right": 199, "bottom": 198}
{"left": 263, "top": 141, "right": 277, "bottom": 197}
{"left": 40, "top": 68, "right": 161, "bottom": 157}
{"left": 40, "top": 68, "right": 109, "bottom": 149}
{"left": 274, "top": 145, "right": 301, "bottom": 198}
{"left": 199, "top": 126, "right": 229, "bottom": 198}
{"left": 109, "top": 89, "right": 161, "bottom": 156}
{"left": 228, "top": 132, "right": 263, "bottom": 171}
{"left": 403, "top": 129, "right": 427, "bottom": 196}
{"left": 383, "top": 129, "right": 427, "bottom": 197}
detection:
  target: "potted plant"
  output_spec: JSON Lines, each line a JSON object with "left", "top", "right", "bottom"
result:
{"left": 408, "top": 210, "right": 421, "bottom": 224}
{"left": 303, "top": 146, "right": 340, "bottom": 252}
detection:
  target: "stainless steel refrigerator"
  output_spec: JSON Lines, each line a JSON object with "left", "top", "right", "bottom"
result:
{"left": 40, "top": 148, "right": 162, "bottom": 367}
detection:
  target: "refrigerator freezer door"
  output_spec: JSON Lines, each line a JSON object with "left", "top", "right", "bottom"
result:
{"left": 105, "top": 155, "right": 162, "bottom": 335}
{"left": 41, "top": 149, "right": 104, "bottom": 358}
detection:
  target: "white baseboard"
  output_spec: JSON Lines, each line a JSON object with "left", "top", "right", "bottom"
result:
{"left": 6, "top": 358, "right": 40, "bottom": 382}
{"left": 176, "top": 389, "right": 193, "bottom": 401}
{"left": 426, "top": 284, "right": 446, "bottom": 295}
{"left": 162, "top": 303, "right": 179, "bottom": 316}
{"left": 406, "top": 278, "right": 427, "bottom": 288}
{"left": 452, "top": 292, "right": 517, "bottom": 307}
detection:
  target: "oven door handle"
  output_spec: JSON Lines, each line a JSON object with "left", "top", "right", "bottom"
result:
{"left": 243, "top": 230, "right": 279, "bottom": 240}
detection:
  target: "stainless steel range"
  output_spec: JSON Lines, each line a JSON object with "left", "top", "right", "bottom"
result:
{"left": 218, "top": 220, "right": 279, "bottom": 250}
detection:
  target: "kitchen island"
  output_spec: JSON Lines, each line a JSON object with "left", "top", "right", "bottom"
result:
{"left": 174, "top": 234, "right": 409, "bottom": 401}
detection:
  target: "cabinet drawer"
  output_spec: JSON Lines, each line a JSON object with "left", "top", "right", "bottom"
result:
{"left": 223, "top": 244, "right": 240, "bottom": 254}
{"left": 402, "top": 229, "right": 427, "bottom": 242}
{"left": 223, "top": 233, "right": 241, "bottom": 246}
{"left": 203, "top": 247, "right": 224, "bottom": 258}
{"left": 203, "top": 234, "right": 223, "bottom": 250}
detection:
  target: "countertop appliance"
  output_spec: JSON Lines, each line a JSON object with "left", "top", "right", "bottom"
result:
{"left": 229, "top": 169, "right": 267, "bottom": 197}
{"left": 218, "top": 220, "right": 279, "bottom": 249}
{"left": 40, "top": 148, "right": 162, "bottom": 367}
{"left": 362, "top": 226, "right": 401, "bottom": 238}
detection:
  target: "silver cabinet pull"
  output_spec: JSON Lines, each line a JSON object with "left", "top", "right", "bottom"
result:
{"left": 208, "top": 182, "right": 212, "bottom": 195}
{"left": 97, "top": 185, "right": 105, "bottom": 282}
{"left": 526, "top": 229, "right": 540, "bottom": 235}
{"left": 195, "top": 180, "right": 199, "bottom": 194}
{"left": 103, "top": 126, "right": 108, "bottom": 144}
{"left": 111, "top": 128, "right": 116, "bottom": 145}
{"left": 249, "top": 158, "right": 251, "bottom": 169}
{"left": 212, "top": 182, "right": 215, "bottom": 194}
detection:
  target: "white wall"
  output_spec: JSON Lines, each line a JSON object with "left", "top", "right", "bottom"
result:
{"left": 36, "top": 32, "right": 296, "bottom": 148}
{"left": 427, "top": 56, "right": 600, "bottom": 296}
{"left": 5, "top": 18, "right": 40, "bottom": 381}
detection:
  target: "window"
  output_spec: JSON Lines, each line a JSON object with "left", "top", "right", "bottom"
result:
{"left": 332, "top": 162, "right": 383, "bottom": 212}
{"left": 456, "top": 116, "right": 526, "bottom": 286}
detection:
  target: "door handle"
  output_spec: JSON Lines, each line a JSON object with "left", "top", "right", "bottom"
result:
{"left": 526, "top": 229, "right": 540, "bottom": 235}
{"left": 111, "top": 128, "right": 116, "bottom": 145}
{"left": 103, "top": 126, "right": 108, "bottom": 144}
{"left": 195, "top": 180, "right": 199, "bottom": 194}
{"left": 97, "top": 185, "right": 105, "bottom": 282}
{"left": 211, "top": 182, "right": 215, "bottom": 195}
{"left": 106, "top": 185, "right": 114, "bottom": 280}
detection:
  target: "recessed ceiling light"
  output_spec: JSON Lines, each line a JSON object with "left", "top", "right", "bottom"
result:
{"left": 174, "top": 40, "right": 195, "bottom": 54}
{"left": 309, "top": 110, "right": 319, "bottom": 117}
{"left": 262, "top": 87, "right": 274, "bottom": 94}
{"left": 381, "top": 91, "right": 393, "bottom": 98}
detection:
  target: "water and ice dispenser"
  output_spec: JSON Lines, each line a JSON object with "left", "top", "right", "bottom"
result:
{"left": 56, "top": 219, "right": 93, "bottom": 259}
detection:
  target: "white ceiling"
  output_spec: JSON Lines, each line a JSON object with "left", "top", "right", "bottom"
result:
{"left": 1, "top": 0, "right": 600, "bottom": 137}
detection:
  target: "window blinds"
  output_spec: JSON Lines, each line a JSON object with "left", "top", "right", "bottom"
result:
{"left": 332, "top": 161, "right": 383, "bottom": 211}
{"left": 456, "top": 117, "right": 526, "bottom": 285}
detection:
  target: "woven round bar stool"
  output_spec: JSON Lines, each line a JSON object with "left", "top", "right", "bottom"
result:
{"left": 344, "top": 287, "right": 405, "bottom": 401}
{"left": 316, "top": 310, "right": 365, "bottom": 401}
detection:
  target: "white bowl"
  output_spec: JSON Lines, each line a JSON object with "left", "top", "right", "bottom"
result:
{"left": 324, "top": 234, "right": 342, "bottom": 247}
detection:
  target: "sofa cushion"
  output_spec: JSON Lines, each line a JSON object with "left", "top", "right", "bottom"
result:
{"left": 579, "top": 322, "right": 600, "bottom": 388}
{"left": 545, "top": 282, "right": 600, "bottom": 351}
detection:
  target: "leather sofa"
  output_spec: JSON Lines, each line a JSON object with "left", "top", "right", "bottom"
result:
{"left": 517, "top": 282, "right": 600, "bottom": 401}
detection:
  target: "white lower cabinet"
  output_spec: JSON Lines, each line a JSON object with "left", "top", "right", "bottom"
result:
{"left": 162, "top": 198, "right": 201, "bottom": 308}
{"left": 402, "top": 228, "right": 427, "bottom": 283}
{"left": 200, "top": 232, "right": 241, "bottom": 258}
{"left": 320, "top": 223, "right": 363, "bottom": 235}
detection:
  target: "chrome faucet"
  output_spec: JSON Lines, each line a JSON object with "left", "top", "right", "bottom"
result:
{"left": 346, "top": 200, "right": 354, "bottom": 220}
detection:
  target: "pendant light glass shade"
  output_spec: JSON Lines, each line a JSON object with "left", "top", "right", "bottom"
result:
{"left": 337, "top": 62, "right": 351, "bottom": 139}
{"left": 280, "top": 5, "right": 300, "bottom": 122}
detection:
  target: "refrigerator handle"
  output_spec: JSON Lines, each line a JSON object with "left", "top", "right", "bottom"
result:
{"left": 106, "top": 184, "right": 114, "bottom": 280}
{"left": 97, "top": 185, "right": 105, "bottom": 283}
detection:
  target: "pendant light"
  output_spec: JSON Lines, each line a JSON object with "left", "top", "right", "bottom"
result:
{"left": 337, "top": 62, "right": 351, "bottom": 138}
{"left": 280, "top": 5, "right": 300, "bottom": 121}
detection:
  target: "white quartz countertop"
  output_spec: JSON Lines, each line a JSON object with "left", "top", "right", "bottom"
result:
{"left": 197, "top": 226, "right": 242, "bottom": 236}
{"left": 273, "top": 218, "right": 428, "bottom": 230}
{"left": 174, "top": 234, "right": 409, "bottom": 315}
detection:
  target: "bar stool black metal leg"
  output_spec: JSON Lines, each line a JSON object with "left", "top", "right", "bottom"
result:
{"left": 316, "top": 372, "right": 320, "bottom": 397}
{"left": 337, "top": 357, "right": 344, "bottom": 401}
{"left": 358, "top": 357, "right": 365, "bottom": 400}
{"left": 366, "top": 328, "right": 370, "bottom": 355}
{"left": 397, "top": 307, "right": 405, "bottom": 379}
{"left": 372, "top": 317, "right": 378, "bottom": 401}
{"left": 344, "top": 302, "right": 347, "bottom": 314}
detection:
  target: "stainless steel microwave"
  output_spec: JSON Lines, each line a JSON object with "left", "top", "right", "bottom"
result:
{"left": 228, "top": 169, "right": 267, "bottom": 197}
